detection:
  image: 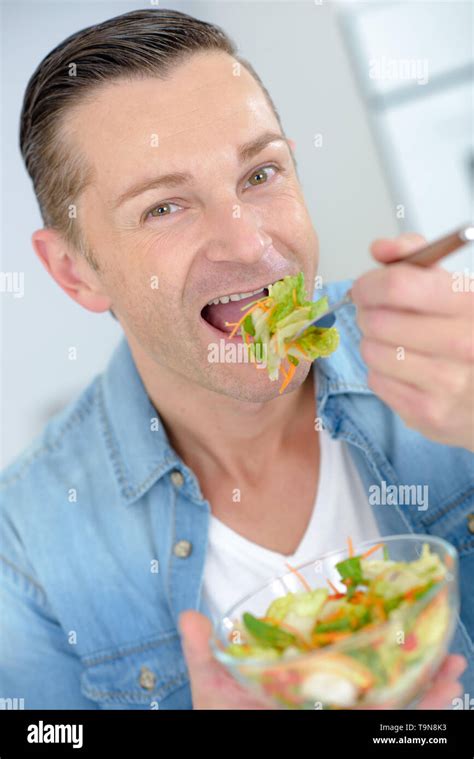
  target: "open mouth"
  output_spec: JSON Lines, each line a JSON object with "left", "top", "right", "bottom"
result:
{"left": 200, "top": 283, "right": 274, "bottom": 336}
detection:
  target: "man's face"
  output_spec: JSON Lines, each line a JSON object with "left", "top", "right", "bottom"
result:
{"left": 71, "top": 51, "right": 319, "bottom": 400}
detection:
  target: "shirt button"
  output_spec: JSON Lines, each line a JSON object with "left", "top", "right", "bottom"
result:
{"left": 170, "top": 470, "right": 184, "bottom": 488}
{"left": 467, "top": 513, "right": 474, "bottom": 534}
{"left": 173, "top": 539, "right": 192, "bottom": 558}
{"left": 138, "top": 666, "right": 156, "bottom": 691}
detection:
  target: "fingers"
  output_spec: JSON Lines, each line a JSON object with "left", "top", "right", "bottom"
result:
{"left": 360, "top": 338, "right": 468, "bottom": 393}
{"left": 357, "top": 309, "right": 473, "bottom": 363}
{"left": 179, "top": 610, "right": 214, "bottom": 671}
{"left": 179, "top": 610, "right": 228, "bottom": 709}
{"left": 352, "top": 263, "right": 464, "bottom": 315}
{"left": 370, "top": 233, "right": 426, "bottom": 264}
{"left": 436, "top": 654, "right": 468, "bottom": 681}
{"left": 362, "top": 369, "right": 441, "bottom": 436}
{"left": 178, "top": 610, "right": 276, "bottom": 709}
{"left": 416, "top": 655, "right": 467, "bottom": 709}
{"left": 417, "top": 680, "right": 463, "bottom": 710}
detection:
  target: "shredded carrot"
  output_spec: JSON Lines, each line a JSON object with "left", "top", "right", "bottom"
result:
{"left": 293, "top": 341, "right": 310, "bottom": 358}
{"left": 347, "top": 536, "right": 354, "bottom": 558}
{"left": 292, "top": 288, "right": 297, "bottom": 305}
{"left": 228, "top": 302, "right": 267, "bottom": 339}
{"left": 320, "top": 608, "right": 347, "bottom": 624}
{"left": 285, "top": 562, "right": 312, "bottom": 592}
{"left": 279, "top": 362, "right": 296, "bottom": 394}
{"left": 361, "top": 542, "right": 385, "bottom": 560}
{"left": 359, "top": 592, "right": 372, "bottom": 607}
{"left": 372, "top": 598, "right": 386, "bottom": 621}
{"left": 312, "top": 630, "right": 352, "bottom": 644}
{"left": 326, "top": 578, "right": 340, "bottom": 595}
{"left": 403, "top": 583, "right": 432, "bottom": 602}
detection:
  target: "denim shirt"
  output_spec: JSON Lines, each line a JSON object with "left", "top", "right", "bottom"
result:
{"left": 1, "top": 280, "right": 473, "bottom": 710}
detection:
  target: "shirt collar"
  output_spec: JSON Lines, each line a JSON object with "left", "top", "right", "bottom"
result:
{"left": 101, "top": 281, "right": 372, "bottom": 505}
{"left": 99, "top": 337, "right": 183, "bottom": 505}
{"left": 314, "top": 280, "right": 374, "bottom": 408}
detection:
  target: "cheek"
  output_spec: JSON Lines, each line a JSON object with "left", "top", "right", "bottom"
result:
{"left": 105, "top": 235, "right": 167, "bottom": 302}
{"left": 116, "top": 272, "right": 173, "bottom": 324}
{"left": 272, "top": 191, "right": 319, "bottom": 261}
{"left": 271, "top": 186, "right": 315, "bottom": 234}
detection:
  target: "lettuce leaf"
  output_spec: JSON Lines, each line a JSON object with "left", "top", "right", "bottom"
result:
{"left": 239, "top": 272, "right": 339, "bottom": 385}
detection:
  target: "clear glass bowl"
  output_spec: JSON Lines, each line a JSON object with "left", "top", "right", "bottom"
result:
{"left": 210, "top": 535, "right": 459, "bottom": 710}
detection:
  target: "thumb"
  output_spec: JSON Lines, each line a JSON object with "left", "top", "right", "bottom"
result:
{"left": 370, "top": 232, "right": 426, "bottom": 264}
{"left": 179, "top": 609, "right": 214, "bottom": 677}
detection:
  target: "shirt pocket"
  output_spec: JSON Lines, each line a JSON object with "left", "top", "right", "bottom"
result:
{"left": 80, "top": 630, "right": 190, "bottom": 709}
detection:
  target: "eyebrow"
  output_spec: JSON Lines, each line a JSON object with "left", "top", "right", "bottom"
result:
{"left": 112, "top": 130, "right": 290, "bottom": 209}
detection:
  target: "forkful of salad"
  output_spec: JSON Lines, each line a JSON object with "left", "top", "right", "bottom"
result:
{"left": 224, "top": 224, "right": 474, "bottom": 395}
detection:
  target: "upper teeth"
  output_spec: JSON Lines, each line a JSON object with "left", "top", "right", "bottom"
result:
{"left": 207, "top": 285, "right": 272, "bottom": 307}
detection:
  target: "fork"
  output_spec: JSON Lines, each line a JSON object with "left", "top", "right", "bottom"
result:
{"left": 292, "top": 223, "right": 474, "bottom": 337}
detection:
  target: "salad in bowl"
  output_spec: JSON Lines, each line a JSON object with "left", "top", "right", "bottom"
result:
{"left": 210, "top": 535, "right": 459, "bottom": 709}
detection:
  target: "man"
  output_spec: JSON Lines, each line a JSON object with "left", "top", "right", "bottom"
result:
{"left": 1, "top": 8, "right": 472, "bottom": 710}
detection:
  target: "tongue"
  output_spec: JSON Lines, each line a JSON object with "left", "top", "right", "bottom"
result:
{"left": 203, "top": 290, "right": 267, "bottom": 332}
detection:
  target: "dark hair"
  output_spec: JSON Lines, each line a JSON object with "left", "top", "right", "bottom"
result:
{"left": 19, "top": 8, "right": 284, "bottom": 272}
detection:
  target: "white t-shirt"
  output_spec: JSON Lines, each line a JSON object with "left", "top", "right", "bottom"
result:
{"left": 201, "top": 428, "right": 381, "bottom": 621}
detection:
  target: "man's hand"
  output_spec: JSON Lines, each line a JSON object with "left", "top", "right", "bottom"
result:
{"left": 351, "top": 233, "right": 474, "bottom": 451}
{"left": 179, "top": 610, "right": 467, "bottom": 709}
{"left": 408, "top": 653, "right": 466, "bottom": 709}
{"left": 179, "top": 610, "right": 275, "bottom": 709}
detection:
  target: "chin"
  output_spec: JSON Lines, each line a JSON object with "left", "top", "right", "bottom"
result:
{"left": 201, "top": 359, "right": 312, "bottom": 403}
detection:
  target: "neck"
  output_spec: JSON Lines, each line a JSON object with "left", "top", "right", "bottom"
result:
{"left": 128, "top": 343, "right": 316, "bottom": 482}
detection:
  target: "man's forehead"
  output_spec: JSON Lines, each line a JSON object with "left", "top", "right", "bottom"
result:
{"left": 68, "top": 53, "right": 279, "bottom": 193}
{"left": 70, "top": 53, "right": 269, "bottom": 150}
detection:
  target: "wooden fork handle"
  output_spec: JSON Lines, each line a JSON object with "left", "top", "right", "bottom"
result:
{"left": 391, "top": 225, "right": 474, "bottom": 268}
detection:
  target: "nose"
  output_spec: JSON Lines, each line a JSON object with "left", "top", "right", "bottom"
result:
{"left": 204, "top": 202, "right": 273, "bottom": 265}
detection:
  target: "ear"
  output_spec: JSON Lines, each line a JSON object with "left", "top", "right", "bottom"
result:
{"left": 32, "top": 228, "right": 112, "bottom": 314}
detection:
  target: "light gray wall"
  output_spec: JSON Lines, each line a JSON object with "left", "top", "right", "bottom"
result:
{"left": 1, "top": 0, "right": 401, "bottom": 468}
